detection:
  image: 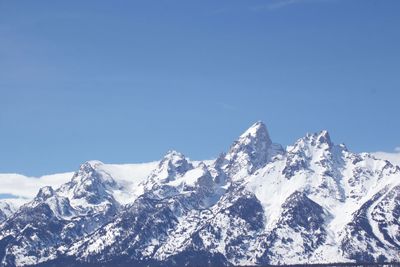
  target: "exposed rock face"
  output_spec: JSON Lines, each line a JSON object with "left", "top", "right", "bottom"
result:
{"left": 0, "top": 121, "right": 399, "bottom": 266}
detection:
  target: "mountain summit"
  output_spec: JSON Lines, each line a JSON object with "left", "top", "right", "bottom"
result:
{"left": 0, "top": 121, "right": 399, "bottom": 266}
{"left": 239, "top": 121, "right": 271, "bottom": 140}
{"left": 217, "top": 121, "right": 284, "bottom": 181}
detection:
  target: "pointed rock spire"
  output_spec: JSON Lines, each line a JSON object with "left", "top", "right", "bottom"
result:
{"left": 229, "top": 121, "right": 273, "bottom": 158}
{"left": 238, "top": 121, "right": 272, "bottom": 145}
{"left": 218, "top": 121, "right": 283, "bottom": 180}
{"left": 316, "top": 130, "right": 332, "bottom": 146}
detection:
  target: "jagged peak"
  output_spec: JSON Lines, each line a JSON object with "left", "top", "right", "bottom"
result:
{"left": 295, "top": 130, "right": 334, "bottom": 150}
{"left": 159, "top": 150, "right": 193, "bottom": 171}
{"left": 229, "top": 121, "right": 273, "bottom": 154}
{"left": 162, "top": 150, "right": 186, "bottom": 162}
{"left": 239, "top": 121, "right": 271, "bottom": 142}
{"left": 35, "top": 186, "right": 55, "bottom": 201}
{"left": 316, "top": 130, "right": 332, "bottom": 146}
{"left": 80, "top": 160, "right": 104, "bottom": 170}
{"left": 58, "top": 159, "right": 116, "bottom": 204}
{"left": 147, "top": 150, "right": 194, "bottom": 184}
{"left": 219, "top": 121, "right": 282, "bottom": 180}
{"left": 71, "top": 160, "right": 105, "bottom": 180}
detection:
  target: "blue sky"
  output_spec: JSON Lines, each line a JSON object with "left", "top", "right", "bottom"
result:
{"left": 1, "top": 0, "right": 399, "bottom": 176}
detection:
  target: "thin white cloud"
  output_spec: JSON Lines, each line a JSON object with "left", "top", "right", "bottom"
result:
{"left": 251, "top": 0, "right": 337, "bottom": 11}
{"left": 268, "top": 0, "right": 305, "bottom": 10}
{"left": 0, "top": 172, "right": 74, "bottom": 203}
{"left": 372, "top": 148, "right": 400, "bottom": 168}
{"left": 0, "top": 161, "right": 160, "bottom": 208}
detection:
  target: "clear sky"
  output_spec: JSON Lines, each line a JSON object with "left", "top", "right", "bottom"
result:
{"left": 1, "top": 0, "right": 399, "bottom": 176}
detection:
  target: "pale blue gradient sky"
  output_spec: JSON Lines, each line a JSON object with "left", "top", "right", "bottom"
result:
{"left": 0, "top": 0, "right": 399, "bottom": 176}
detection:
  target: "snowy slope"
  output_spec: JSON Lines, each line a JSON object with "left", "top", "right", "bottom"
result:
{"left": 0, "top": 121, "right": 399, "bottom": 266}
{"left": 0, "top": 161, "right": 159, "bottom": 266}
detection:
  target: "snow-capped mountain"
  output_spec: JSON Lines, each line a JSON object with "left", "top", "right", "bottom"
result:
{"left": 0, "top": 121, "right": 399, "bottom": 266}
{"left": 0, "top": 202, "right": 15, "bottom": 223}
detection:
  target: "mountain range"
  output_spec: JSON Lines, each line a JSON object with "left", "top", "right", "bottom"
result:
{"left": 0, "top": 121, "right": 399, "bottom": 266}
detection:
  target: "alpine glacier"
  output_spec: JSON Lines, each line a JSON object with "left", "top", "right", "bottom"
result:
{"left": 0, "top": 121, "right": 399, "bottom": 266}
